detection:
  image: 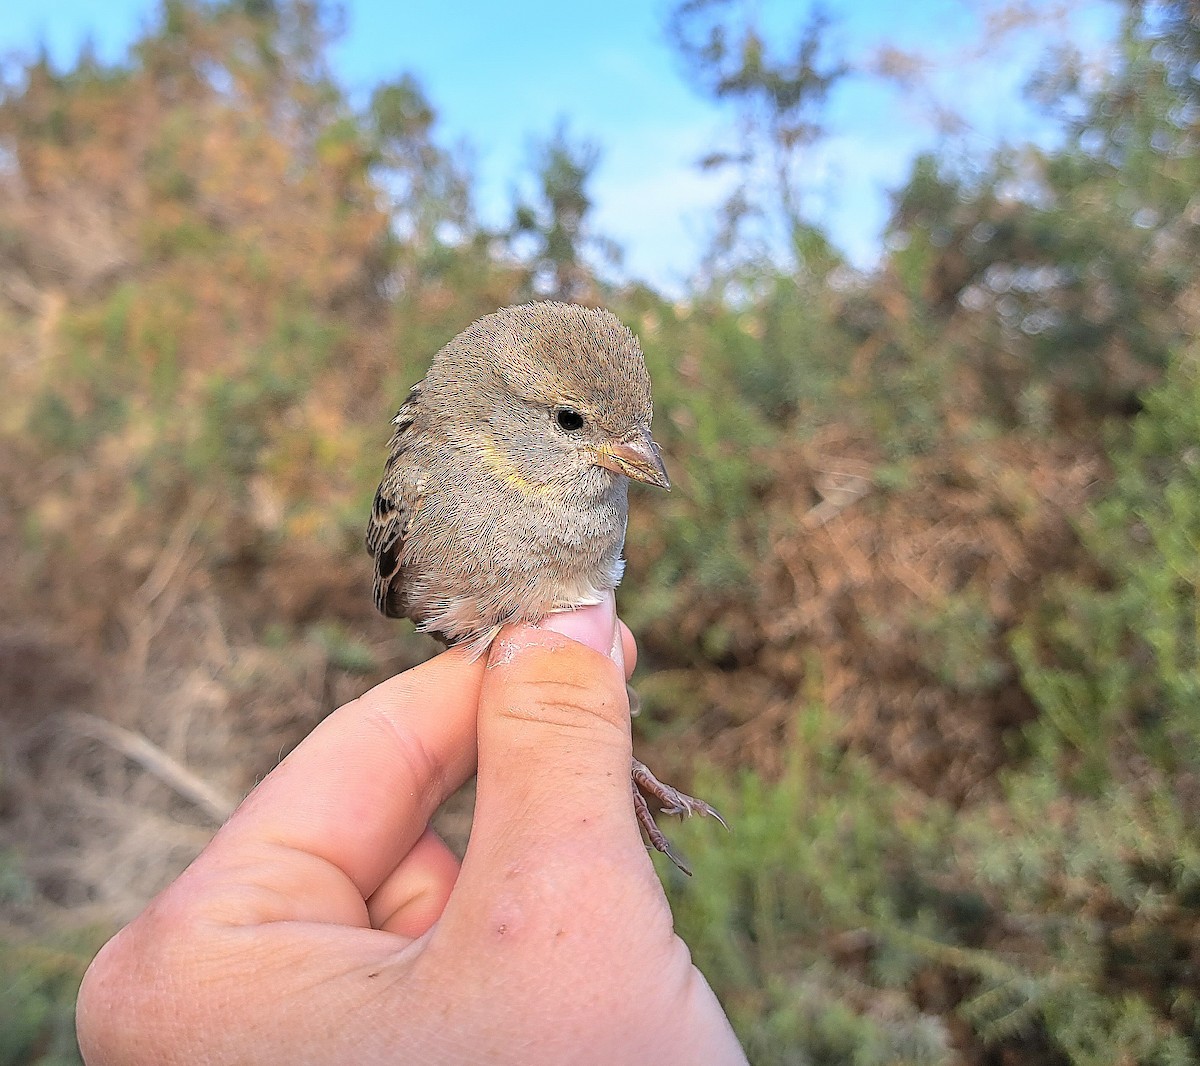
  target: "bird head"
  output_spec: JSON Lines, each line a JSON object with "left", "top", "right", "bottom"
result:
{"left": 425, "top": 302, "right": 670, "bottom": 496}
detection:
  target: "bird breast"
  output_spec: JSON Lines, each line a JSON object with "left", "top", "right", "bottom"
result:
{"left": 400, "top": 447, "right": 630, "bottom": 647}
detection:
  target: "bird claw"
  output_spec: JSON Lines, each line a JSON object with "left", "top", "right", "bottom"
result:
{"left": 657, "top": 800, "right": 729, "bottom": 829}
{"left": 631, "top": 758, "right": 728, "bottom": 875}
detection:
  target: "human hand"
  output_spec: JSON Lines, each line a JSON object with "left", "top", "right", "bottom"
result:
{"left": 76, "top": 592, "right": 747, "bottom": 1064}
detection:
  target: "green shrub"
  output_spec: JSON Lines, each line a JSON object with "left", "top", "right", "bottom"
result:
{"left": 662, "top": 706, "right": 958, "bottom": 1064}
{"left": 663, "top": 342, "right": 1200, "bottom": 1059}
{"left": 0, "top": 853, "right": 99, "bottom": 1066}
{"left": 976, "top": 344, "right": 1200, "bottom": 1061}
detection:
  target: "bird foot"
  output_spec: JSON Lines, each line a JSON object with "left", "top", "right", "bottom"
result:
{"left": 631, "top": 758, "right": 728, "bottom": 876}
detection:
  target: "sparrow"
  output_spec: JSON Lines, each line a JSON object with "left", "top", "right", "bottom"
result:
{"left": 366, "top": 301, "right": 724, "bottom": 874}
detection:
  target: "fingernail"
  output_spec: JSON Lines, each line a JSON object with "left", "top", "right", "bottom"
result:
{"left": 540, "top": 594, "right": 619, "bottom": 662}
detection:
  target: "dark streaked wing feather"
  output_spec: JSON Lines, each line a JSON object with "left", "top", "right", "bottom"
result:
{"left": 365, "top": 383, "right": 423, "bottom": 619}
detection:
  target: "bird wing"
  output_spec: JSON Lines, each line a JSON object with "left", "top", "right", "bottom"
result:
{"left": 366, "top": 382, "right": 425, "bottom": 619}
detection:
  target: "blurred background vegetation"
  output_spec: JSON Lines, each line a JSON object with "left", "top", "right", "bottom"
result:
{"left": 2, "top": 0, "right": 1199, "bottom": 1062}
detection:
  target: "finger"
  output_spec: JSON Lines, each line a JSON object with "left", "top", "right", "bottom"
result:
{"left": 456, "top": 593, "right": 657, "bottom": 890}
{"left": 619, "top": 620, "right": 637, "bottom": 678}
{"left": 186, "top": 648, "right": 486, "bottom": 928}
{"left": 367, "top": 826, "right": 460, "bottom": 938}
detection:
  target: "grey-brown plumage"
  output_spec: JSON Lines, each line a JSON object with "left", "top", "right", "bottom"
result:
{"left": 367, "top": 301, "right": 723, "bottom": 874}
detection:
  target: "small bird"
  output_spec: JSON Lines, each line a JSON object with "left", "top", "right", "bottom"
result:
{"left": 366, "top": 301, "right": 724, "bottom": 874}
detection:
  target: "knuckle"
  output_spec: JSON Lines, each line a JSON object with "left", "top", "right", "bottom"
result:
{"left": 360, "top": 704, "right": 444, "bottom": 799}
{"left": 499, "top": 674, "right": 627, "bottom": 735}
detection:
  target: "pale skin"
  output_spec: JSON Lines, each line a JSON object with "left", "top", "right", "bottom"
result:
{"left": 75, "top": 592, "right": 748, "bottom": 1065}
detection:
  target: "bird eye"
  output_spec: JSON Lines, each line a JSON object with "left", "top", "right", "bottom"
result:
{"left": 554, "top": 407, "right": 585, "bottom": 433}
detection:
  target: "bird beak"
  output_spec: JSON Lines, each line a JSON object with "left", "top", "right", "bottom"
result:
{"left": 594, "top": 430, "right": 671, "bottom": 490}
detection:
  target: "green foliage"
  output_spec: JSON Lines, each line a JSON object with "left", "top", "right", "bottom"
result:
{"left": 0, "top": 854, "right": 96, "bottom": 1066}
{"left": 974, "top": 346, "right": 1200, "bottom": 1060}
{"left": 885, "top": 5, "right": 1200, "bottom": 425}
{"left": 0, "top": 935, "right": 91, "bottom": 1066}
{"left": 367, "top": 72, "right": 474, "bottom": 289}
{"left": 305, "top": 620, "right": 377, "bottom": 674}
{"left": 508, "top": 120, "right": 617, "bottom": 302}
{"left": 667, "top": 0, "right": 848, "bottom": 277}
{"left": 909, "top": 591, "right": 1009, "bottom": 695}
{"left": 739, "top": 273, "right": 846, "bottom": 424}
{"left": 1015, "top": 345, "right": 1200, "bottom": 783}
{"left": 188, "top": 306, "right": 340, "bottom": 481}
{"left": 663, "top": 707, "right": 957, "bottom": 1064}
{"left": 27, "top": 388, "right": 125, "bottom": 454}
{"left": 617, "top": 297, "right": 777, "bottom": 646}
{"left": 666, "top": 337, "right": 1200, "bottom": 1059}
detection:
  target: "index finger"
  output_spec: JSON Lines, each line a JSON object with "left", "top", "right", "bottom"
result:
{"left": 181, "top": 647, "right": 486, "bottom": 927}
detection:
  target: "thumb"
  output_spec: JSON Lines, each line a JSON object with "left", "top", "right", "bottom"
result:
{"left": 462, "top": 593, "right": 649, "bottom": 879}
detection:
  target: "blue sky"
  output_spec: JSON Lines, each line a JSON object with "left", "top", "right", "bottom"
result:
{"left": 2, "top": 1, "right": 1121, "bottom": 293}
